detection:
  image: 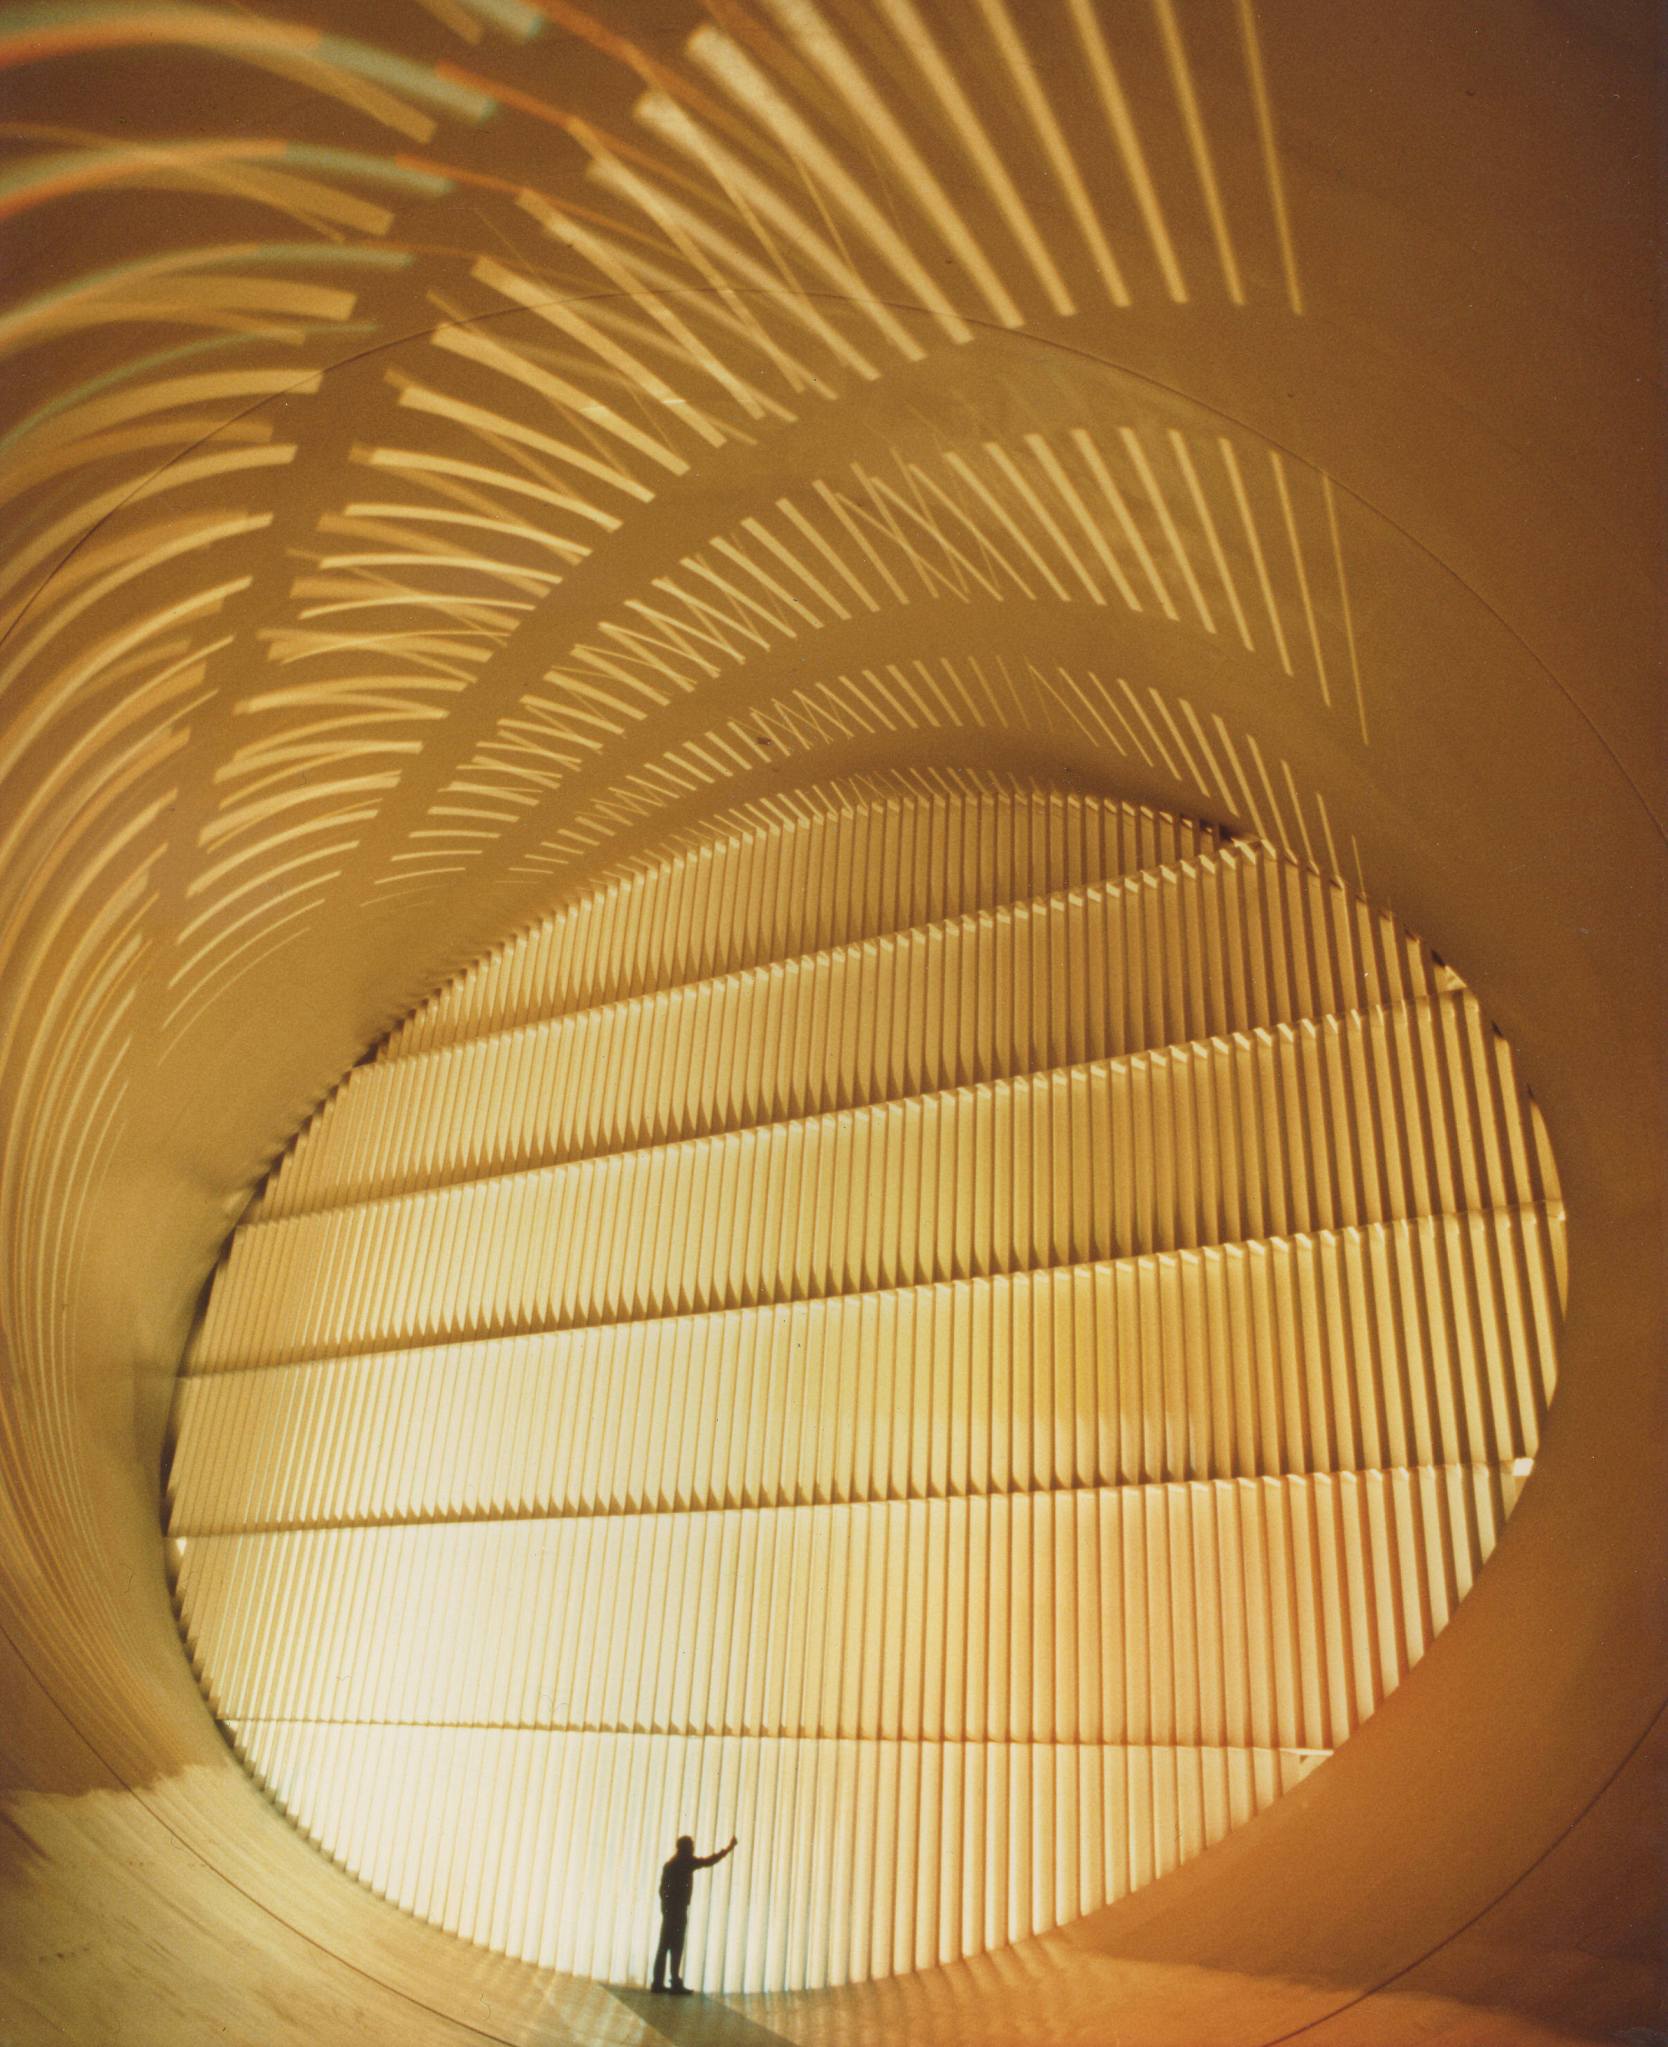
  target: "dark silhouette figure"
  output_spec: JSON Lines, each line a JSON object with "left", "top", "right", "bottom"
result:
{"left": 651, "top": 1831, "right": 737, "bottom": 1993}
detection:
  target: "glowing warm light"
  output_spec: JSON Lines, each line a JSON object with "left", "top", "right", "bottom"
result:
{"left": 168, "top": 786, "right": 1562, "bottom": 1992}
{"left": 0, "top": 5, "right": 1636, "bottom": 2039}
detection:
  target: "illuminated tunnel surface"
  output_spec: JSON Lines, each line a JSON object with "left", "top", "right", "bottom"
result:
{"left": 168, "top": 785, "right": 1566, "bottom": 1990}
{"left": 0, "top": 4, "right": 1660, "bottom": 2045}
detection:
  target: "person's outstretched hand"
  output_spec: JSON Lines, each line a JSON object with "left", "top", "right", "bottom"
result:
{"left": 727, "top": 1835, "right": 738, "bottom": 1851}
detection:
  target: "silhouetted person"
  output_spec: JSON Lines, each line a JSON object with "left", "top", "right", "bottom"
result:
{"left": 651, "top": 1831, "right": 737, "bottom": 1993}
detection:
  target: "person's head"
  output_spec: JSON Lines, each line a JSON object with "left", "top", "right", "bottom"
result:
{"left": 675, "top": 1834, "right": 694, "bottom": 1858}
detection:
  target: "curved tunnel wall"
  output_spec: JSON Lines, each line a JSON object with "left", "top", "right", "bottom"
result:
{"left": 0, "top": 4, "right": 1660, "bottom": 2043}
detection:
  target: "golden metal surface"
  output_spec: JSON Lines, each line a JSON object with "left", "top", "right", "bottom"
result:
{"left": 0, "top": 4, "right": 1660, "bottom": 2042}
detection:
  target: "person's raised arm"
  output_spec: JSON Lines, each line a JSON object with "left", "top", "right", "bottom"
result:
{"left": 695, "top": 1835, "right": 738, "bottom": 1868}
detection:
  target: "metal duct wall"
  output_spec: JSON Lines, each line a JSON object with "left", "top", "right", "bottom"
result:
{"left": 164, "top": 781, "right": 1565, "bottom": 1993}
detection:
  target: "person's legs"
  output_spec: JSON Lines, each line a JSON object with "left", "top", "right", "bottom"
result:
{"left": 666, "top": 1911, "right": 688, "bottom": 1990}
{"left": 651, "top": 1912, "right": 677, "bottom": 1990}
